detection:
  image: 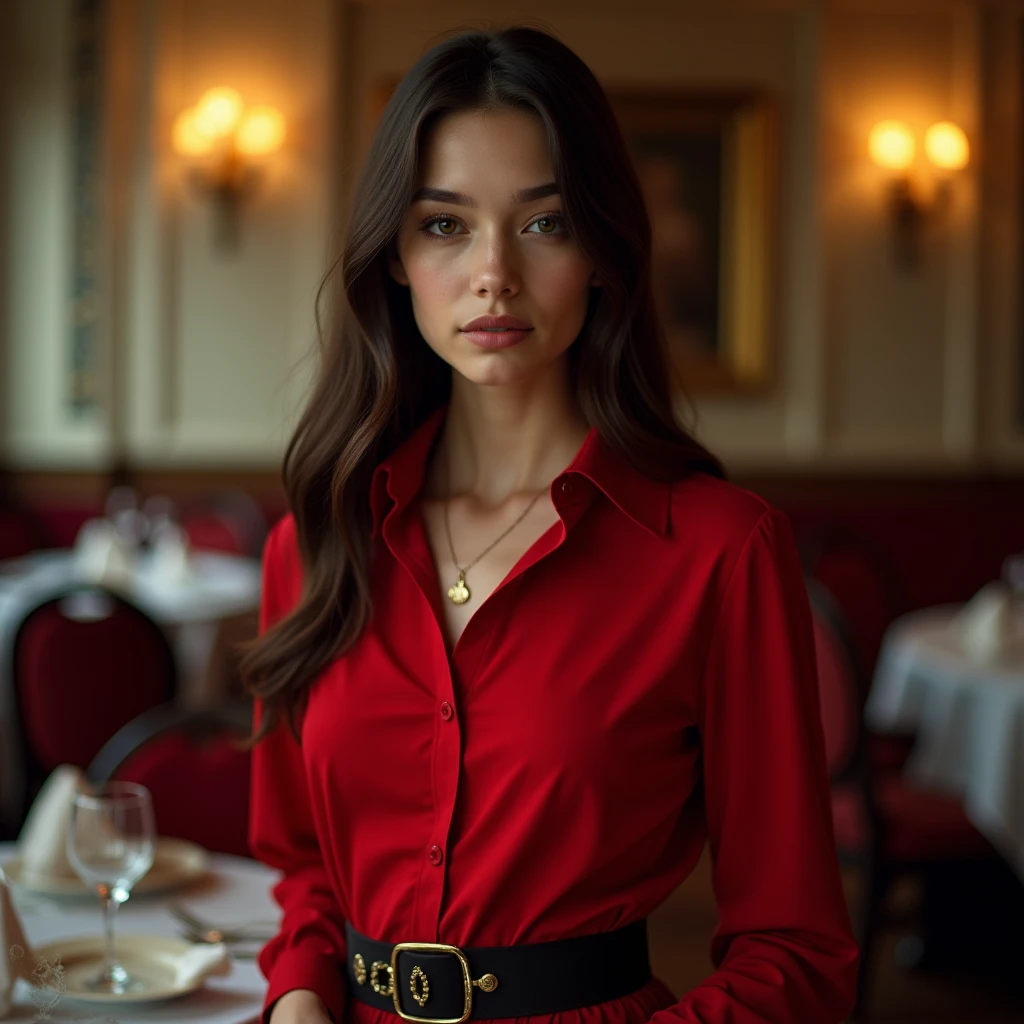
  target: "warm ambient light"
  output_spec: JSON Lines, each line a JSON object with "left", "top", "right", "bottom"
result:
{"left": 869, "top": 120, "right": 916, "bottom": 171}
{"left": 235, "top": 106, "right": 286, "bottom": 157}
{"left": 867, "top": 118, "right": 970, "bottom": 270}
{"left": 924, "top": 121, "right": 970, "bottom": 171}
{"left": 172, "top": 108, "right": 214, "bottom": 156}
{"left": 193, "top": 87, "right": 245, "bottom": 139}
{"left": 172, "top": 87, "right": 288, "bottom": 251}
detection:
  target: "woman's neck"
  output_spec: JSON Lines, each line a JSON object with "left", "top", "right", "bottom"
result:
{"left": 423, "top": 381, "right": 590, "bottom": 509}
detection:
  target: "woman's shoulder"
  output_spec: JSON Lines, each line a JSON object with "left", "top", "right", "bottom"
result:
{"left": 265, "top": 511, "right": 299, "bottom": 561}
{"left": 261, "top": 513, "right": 303, "bottom": 611}
{"left": 667, "top": 471, "right": 787, "bottom": 558}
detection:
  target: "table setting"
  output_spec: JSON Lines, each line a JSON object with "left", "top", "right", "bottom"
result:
{"left": 0, "top": 491, "right": 263, "bottom": 830}
{"left": 0, "top": 766, "right": 278, "bottom": 1023}
{"left": 865, "top": 553, "right": 1024, "bottom": 879}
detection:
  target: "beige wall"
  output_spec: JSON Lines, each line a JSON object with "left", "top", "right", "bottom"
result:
{"left": 3, "top": 0, "right": 1024, "bottom": 474}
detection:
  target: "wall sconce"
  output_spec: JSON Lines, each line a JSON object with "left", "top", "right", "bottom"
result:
{"left": 172, "top": 87, "right": 286, "bottom": 251}
{"left": 868, "top": 119, "right": 970, "bottom": 268}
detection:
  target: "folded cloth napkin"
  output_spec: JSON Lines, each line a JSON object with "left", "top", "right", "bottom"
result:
{"left": 172, "top": 941, "right": 233, "bottom": 986}
{"left": 73, "top": 518, "right": 135, "bottom": 589}
{"left": 148, "top": 521, "right": 194, "bottom": 584}
{"left": 0, "top": 872, "right": 33, "bottom": 1017}
{"left": 16, "top": 766, "right": 85, "bottom": 884}
{"left": 954, "top": 582, "right": 1014, "bottom": 663}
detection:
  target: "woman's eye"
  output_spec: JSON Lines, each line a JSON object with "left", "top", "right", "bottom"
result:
{"left": 419, "top": 217, "right": 460, "bottom": 236}
{"left": 528, "top": 216, "right": 563, "bottom": 234}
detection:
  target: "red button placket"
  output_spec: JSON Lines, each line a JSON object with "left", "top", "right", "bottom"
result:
{"left": 411, "top": 635, "right": 468, "bottom": 942}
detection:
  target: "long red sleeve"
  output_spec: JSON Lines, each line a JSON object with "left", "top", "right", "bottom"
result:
{"left": 651, "top": 509, "right": 858, "bottom": 1022}
{"left": 249, "top": 519, "right": 349, "bottom": 1024}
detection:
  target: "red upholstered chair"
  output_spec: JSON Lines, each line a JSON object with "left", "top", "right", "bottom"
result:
{"left": 10, "top": 585, "right": 177, "bottom": 825}
{"left": 801, "top": 526, "right": 916, "bottom": 776}
{"left": 807, "top": 580, "right": 993, "bottom": 1021}
{"left": 87, "top": 702, "right": 253, "bottom": 858}
{"left": 0, "top": 504, "right": 40, "bottom": 560}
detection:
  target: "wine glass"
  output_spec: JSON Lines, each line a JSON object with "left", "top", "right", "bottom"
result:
{"left": 66, "top": 782, "right": 156, "bottom": 994}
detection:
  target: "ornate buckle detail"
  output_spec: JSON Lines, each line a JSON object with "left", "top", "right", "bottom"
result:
{"left": 390, "top": 942, "right": 473, "bottom": 1024}
{"left": 409, "top": 965, "right": 430, "bottom": 1007}
{"left": 353, "top": 953, "right": 368, "bottom": 985}
{"left": 370, "top": 960, "right": 395, "bottom": 997}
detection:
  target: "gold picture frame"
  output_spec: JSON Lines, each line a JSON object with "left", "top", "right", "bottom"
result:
{"left": 606, "top": 89, "right": 779, "bottom": 394}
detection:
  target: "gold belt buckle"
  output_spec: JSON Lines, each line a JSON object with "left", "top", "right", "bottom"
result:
{"left": 390, "top": 942, "right": 473, "bottom": 1024}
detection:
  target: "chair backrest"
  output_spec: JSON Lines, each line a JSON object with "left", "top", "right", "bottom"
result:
{"left": 800, "top": 525, "right": 905, "bottom": 680}
{"left": 806, "top": 579, "right": 868, "bottom": 784}
{"left": 88, "top": 702, "right": 254, "bottom": 858}
{"left": 11, "top": 584, "right": 178, "bottom": 788}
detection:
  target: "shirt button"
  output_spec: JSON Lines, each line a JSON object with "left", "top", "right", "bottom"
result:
{"left": 428, "top": 845, "right": 444, "bottom": 866}
{"left": 439, "top": 701, "right": 453, "bottom": 721}
{"left": 561, "top": 479, "right": 573, "bottom": 494}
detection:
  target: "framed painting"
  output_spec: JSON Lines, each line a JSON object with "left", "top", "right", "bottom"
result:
{"left": 605, "top": 89, "right": 779, "bottom": 394}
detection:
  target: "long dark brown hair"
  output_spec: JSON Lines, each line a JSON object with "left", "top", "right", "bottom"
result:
{"left": 241, "top": 24, "right": 725, "bottom": 744}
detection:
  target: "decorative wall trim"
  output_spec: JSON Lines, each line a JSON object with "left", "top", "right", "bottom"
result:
{"left": 68, "top": 0, "right": 106, "bottom": 414}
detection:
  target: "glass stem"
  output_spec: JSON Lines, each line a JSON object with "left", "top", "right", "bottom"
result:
{"left": 99, "top": 886, "right": 119, "bottom": 977}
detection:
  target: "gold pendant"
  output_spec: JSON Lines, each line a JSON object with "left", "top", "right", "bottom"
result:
{"left": 447, "top": 571, "right": 470, "bottom": 605}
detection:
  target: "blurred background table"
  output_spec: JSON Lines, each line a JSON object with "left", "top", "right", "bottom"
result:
{"left": 0, "top": 549, "right": 261, "bottom": 832}
{"left": 0, "top": 841, "right": 277, "bottom": 1023}
{"left": 866, "top": 604, "right": 1024, "bottom": 880}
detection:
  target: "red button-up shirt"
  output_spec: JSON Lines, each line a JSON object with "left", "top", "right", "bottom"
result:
{"left": 250, "top": 404, "right": 859, "bottom": 1024}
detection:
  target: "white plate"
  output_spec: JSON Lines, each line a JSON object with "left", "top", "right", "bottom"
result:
{"left": 27, "top": 933, "right": 213, "bottom": 1004}
{"left": 1, "top": 837, "right": 210, "bottom": 899}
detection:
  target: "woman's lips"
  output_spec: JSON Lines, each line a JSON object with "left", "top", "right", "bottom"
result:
{"left": 461, "top": 328, "right": 533, "bottom": 349}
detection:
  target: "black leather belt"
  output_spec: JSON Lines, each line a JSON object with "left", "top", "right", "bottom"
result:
{"left": 344, "top": 919, "right": 651, "bottom": 1023}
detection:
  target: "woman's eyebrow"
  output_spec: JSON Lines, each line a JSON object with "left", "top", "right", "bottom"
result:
{"left": 410, "top": 183, "right": 559, "bottom": 207}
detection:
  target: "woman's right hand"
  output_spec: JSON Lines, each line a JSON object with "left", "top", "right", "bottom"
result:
{"left": 269, "top": 988, "right": 334, "bottom": 1023}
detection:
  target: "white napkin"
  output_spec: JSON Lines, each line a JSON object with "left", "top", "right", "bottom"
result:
{"left": 0, "top": 873, "right": 33, "bottom": 1017}
{"left": 954, "top": 582, "right": 1015, "bottom": 663}
{"left": 148, "top": 521, "right": 194, "bottom": 584}
{"left": 172, "top": 942, "right": 233, "bottom": 986}
{"left": 73, "top": 518, "right": 136, "bottom": 589}
{"left": 16, "top": 766, "right": 84, "bottom": 884}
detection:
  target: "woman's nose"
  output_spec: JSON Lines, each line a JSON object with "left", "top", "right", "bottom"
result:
{"left": 469, "top": 234, "right": 521, "bottom": 297}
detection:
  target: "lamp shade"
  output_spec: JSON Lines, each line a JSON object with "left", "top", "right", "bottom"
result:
{"left": 193, "top": 87, "right": 244, "bottom": 140}
{"left": 235, "top": 106, "right": 286, "bottom": 157}
{"left": 869, "top": 120, "right": 915, "bottom": 171}
{"left": 924, "top": 122, "right": 969, "bottom": 171}
{"left": 172, "top": 108, "right": 214, "bottom": 156}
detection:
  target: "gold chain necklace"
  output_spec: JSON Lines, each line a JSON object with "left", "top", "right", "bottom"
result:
{"left": 442, "top": 443, "right": 546, "bottom": 605}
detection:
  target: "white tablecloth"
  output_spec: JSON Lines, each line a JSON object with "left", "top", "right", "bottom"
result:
{"left": 0, "top": 842, "right": 278, "bottom": 1023}
{"left": 0, "top": 550, "right": 262, "bottom": 827}
{"left": 865, "top": 604, "right": 1024, "bottom": 879}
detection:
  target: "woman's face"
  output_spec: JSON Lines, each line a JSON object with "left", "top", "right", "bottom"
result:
{"left": 389, "top": 107, "right": 598, "bottom": 387}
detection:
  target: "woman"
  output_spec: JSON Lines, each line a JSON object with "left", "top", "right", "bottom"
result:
{"left": 243, "top": 25, "right": 859, "bottom": 1024}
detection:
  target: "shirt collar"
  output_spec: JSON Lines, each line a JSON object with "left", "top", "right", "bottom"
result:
{"left": 369, "top": 404, "right": 671, "bottom": 538}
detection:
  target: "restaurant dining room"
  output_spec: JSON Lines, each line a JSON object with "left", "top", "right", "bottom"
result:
{"left": 1, "top": 0, "right": 1024, "bottom": 1022}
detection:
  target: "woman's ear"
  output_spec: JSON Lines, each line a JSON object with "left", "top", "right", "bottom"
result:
{"left": 388, "top": 242, "right": 409, "bottom": 287}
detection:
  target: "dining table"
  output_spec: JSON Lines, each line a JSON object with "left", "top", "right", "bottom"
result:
{"left": 0, "top": 547, "right": 262, "bottom": 832}
{"left": 865, "top": 602, "right": 1024, "bottom": 881}
{"left": 0, "top": 840, "right": 278, "bottom": 1023}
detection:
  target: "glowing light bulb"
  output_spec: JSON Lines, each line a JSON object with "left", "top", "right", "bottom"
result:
{"left": 193, "top": 87, "right": 244, "bottom": 139}
{"left": 868, "top": 121, "right": 915, "bottom": 172}
{"left": 235, "top": 106, "right": 286, "bottom": 156}
{"left": 172, "top": 108, "right": 214, "bottom": 156}
{"left": 924, "top": 122, "right": 969, "bottom": 171}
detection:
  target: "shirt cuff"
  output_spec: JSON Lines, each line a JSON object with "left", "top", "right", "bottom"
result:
{"left": 261, "top": 948, "right": 347, "bottom": 1024}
